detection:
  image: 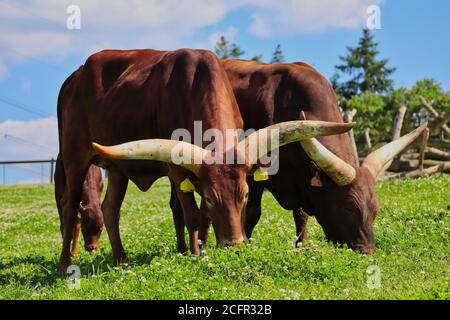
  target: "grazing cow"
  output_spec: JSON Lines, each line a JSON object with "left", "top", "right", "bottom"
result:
{"left": 56, "top": 48, "right": 351, "bottom": 273}
{"left": 215, "top": 59, "right": 425, "bottom": 253}
{"left": 55, "top": 159, "right": 104, "bottom": 257}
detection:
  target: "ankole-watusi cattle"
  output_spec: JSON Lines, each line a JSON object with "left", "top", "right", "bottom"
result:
{"left": 56, "top": 48, "right": 352, "bottom": 273}
{"left": 215, "top": 59, "right": 426, "bottom": 254}
{"left": 54, "top": 161, "right": 103, "bottom": 257}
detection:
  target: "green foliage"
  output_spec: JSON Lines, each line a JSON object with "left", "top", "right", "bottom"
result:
{"left": 385, "top": 80, "right": 449, "bottom": 114}
{"left": 0, "top": 175, "right": 449, "bottom": 299}
{"left": 214, "top": 36, "right": 245, "bottom": 60}
{"left": 333, "top": 29, "right": 448, "bottom": 143}
{"left": 214, "top": 35, "right": 263, "bottom": 62}
{"left": 333, "top": 28, "right": 396, "bottom": 100}
{"left": 386, "top": 79, "right": 450, "bottom": 136}
{"left": 346, "top": 91, "right": 392, "bottom": 144}
{"left": 270, "top": 44, "right": 285, "bottom": 64}
{"left": 345, "top": 78, "right": 449, "bottom": 143}
{"left": 250, "top": 54, "right": 263, "bottom": 62}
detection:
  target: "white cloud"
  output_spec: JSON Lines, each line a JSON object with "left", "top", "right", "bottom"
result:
{"left": 246, "top": 0, "right": 384, "bottom": 37}
{"left": 0, "top": 117, "right": 58, "bottom": 161}
{"left": 0, "top": 0, "right": 384, "bottom": 64}
{"left": 208, "top": 26, "right": 238, "bottom": 49}
{"left": 0, "top": 0, "right": 231, "bottom": 63}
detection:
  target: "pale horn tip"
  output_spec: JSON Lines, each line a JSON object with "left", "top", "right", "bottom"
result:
{"left": 92, "top": 142, "right": 116, "bottom": 158}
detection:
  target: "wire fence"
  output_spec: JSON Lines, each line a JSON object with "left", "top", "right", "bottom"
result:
{"left": 0, "top": 159, "right": 56, "bottom": 185}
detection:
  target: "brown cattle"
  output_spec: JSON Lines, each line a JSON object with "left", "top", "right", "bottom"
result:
{"left": 212, "top": 59, "right": 425, "bottom": 253}
{"left": 73, "top": 165, "right": 103, "bottom": 256}
{"left": 55, "top": 159, "right": 104, "bottom": 257}
{"left": 56, "top": 49, "right": 352, "bottom": 273}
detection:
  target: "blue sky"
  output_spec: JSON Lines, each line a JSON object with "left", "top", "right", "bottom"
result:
{"left": 0, "top": 0, "right": 449, "bottom": 183}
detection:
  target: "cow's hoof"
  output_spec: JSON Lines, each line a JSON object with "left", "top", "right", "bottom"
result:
{"left": 295, "top": 233, "right": 307, "bottom": 247}
{"left": 199, "top": 241, "right": 208, "bottom": 250}
{"left": 56, "top": 262, "right": 71, "bottom": 276}
{"left": 114, "top": 256, "right": 128, "bottom": 266}
{"left": 70, "top": 251, "right": 78, "bottom": 257}
{"left": 177, "top": 245, "right": 187, "bottom": 254}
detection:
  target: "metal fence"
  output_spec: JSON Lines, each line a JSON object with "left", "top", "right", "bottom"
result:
{"left": 0, "top": 159, "right": 56, "bottom": 185}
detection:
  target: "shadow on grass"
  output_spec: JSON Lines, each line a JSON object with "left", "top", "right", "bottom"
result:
{"left": 0, "top": 254, "right": 58, "bottom": 287}
{"left": 0, "top": 248, "right": 168, "bottom": 288}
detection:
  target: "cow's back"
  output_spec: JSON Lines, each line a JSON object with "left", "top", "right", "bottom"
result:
{"left": 58, "top": 49, "right": 242, "bottom": 190}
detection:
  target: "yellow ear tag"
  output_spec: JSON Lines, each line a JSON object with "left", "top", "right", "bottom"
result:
{"left": 253, "top": 168, "right": 269, "bottom": 181}
{"left": 180, "top": 178, "right": 195, "bottom": 192}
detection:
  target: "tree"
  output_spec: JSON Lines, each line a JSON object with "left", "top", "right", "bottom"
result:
{"left": 270, "top": 44, "right": 285, "bottom": 64}
{"left": 214, "top": 36, "right": 245, "bottom": 59}
{"left": 346, "top": 91, "right": 389, "bottom": 144}
{"left": 384, "top": 79, "right": 450, "bottom": 135}
{"left": 348, "top": 79, "right": 449, "bottom": 144}
{"left": 333, "top": 28, "right": 396, "bottom": 100}
{"left": 214, "top": 35, "right": 263, "bottom": 62}
{"left": 250, "top": 54, "right": 263, "bottom": 62}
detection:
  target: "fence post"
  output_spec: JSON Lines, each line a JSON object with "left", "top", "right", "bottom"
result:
{"left": 418, "top": 128, "right": 430, "bottom": 171}
{"left": 364, "top": 128, "right": 372, "bottom": 151}
{"left": 50, "top": 158, "right": 55, "bottom": 184}
{"left": 343, "top": 109, "right": 358, "bottom": 165}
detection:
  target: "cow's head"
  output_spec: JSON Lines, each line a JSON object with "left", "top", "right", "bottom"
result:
{"left": 79, "top": 201, "right": 104, "bottom": 253}
{"left": 301, "top": 124, "right": 427, "bottom": 254}
{"left": 92, "top": 120, "right": 353, "bottom": 248}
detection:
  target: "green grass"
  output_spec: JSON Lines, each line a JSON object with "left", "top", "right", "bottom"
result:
{"left": 0, "top": 175, "right": 449, "bottom": 299}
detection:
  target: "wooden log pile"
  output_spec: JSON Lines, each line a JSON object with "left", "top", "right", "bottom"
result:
{"left": 348, "top": 97, "right": 449, "bottom": 181}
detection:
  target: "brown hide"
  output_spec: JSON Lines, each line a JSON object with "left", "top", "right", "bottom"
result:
{"left": 54, "top": 159, "right": 103, "bottom": 256}
{"left": 56, "top": 49, "right": 245, "bottom": 272}
{"left": 222, "top": 59, "right": 379, "bottom": 253}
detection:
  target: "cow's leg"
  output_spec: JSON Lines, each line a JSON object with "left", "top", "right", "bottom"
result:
{"left": 169, "top": 182, "right": 187, "bottom": 253}
{"left": 57, "top": 163, "right": 89, "bottom": 275}
{"left": 244, "top": 184, "right": 264, "bottom": 239}
{"left": 70, "top": 216, "right": 81, "bottom": 257}
{"left": 54, "top": 154, "right": 65, "bottom": 236}
{"left": 171, "top": 186, "right": 200, "bottom": 255}
{"left": 198, "top": 199, "right": 211, "bottom": 249}
{"left": 101, "top": 168, "right": 128, "bottom": 265}
{"left": 293, "top": 208, "right": 309, "bottom": 247}
{"left": 168, "top": 167, "right": 201, "bottom": 255}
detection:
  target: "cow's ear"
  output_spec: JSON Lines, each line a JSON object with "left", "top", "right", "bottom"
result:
{"left": 309, "top": 161, "right": 323, "bottom": 187}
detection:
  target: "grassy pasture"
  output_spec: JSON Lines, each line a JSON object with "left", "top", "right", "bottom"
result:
{"left": 0, "top": 175, "right": 448, "bottom": 299}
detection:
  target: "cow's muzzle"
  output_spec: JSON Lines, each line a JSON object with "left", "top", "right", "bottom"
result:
{"left": 85, "top": 244, "right": 99, "bottom": 254}
{"left": 217, "top": 235, "right": 248, "bottom": 248}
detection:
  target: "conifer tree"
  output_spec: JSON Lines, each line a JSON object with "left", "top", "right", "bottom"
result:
{"left": 214, "top": 36, "right": 245, "bottom": 59}
{"left": 333, "top": 28, "right": 395, "bottom": 99}
{"left": 270, "top": 44, "right": 285, "bottom": 64}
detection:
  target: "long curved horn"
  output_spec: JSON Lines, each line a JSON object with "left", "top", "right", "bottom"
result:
{"left": 237, "top": 120, "right": 354, "bottom": 166}
{"left": 300, "top": 138, "right": 356, "bottom": 186}
{"left": 362, "top": 123, "right": 428, "bottom": 179}
{"left": 92, "top": 139, "right": 209, "bottom": 176}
